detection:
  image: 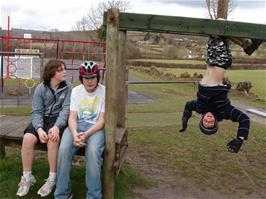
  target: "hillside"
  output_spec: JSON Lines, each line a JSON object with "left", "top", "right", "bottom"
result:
{"left": 1, "top": 29, "right": 265, "bottom": 62}
{"left": 1, "top": 28, "right": 99, "bottom": 41}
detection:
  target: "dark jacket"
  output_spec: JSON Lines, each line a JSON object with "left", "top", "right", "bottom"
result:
{"left": 182, "top": 84, "right": 250, "bottom": 139}
{"left": 32, "top": 81, "right": 72, "bottom": 130}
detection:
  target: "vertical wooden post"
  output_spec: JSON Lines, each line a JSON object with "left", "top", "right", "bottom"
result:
{"left": 40, "top": 54, "right": 44, "bottom": 81}
{"left": 117, "top": 30, "right": 127, "bottom": 128}
{"left": 217, "top": 0, "right": 250, "bottom": 49}
{"left": 0, "top": 139, "right": 6, "bottom": 158}
{"left": 103, "top": 8, "right": 120, "bottom": 199}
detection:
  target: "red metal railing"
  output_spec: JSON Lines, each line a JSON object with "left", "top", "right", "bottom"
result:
{"left": 0, "top": 35, "right": 106, "bottom": 94}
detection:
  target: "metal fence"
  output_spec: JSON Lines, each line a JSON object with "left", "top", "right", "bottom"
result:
{"left": 0, "top": 36, "right": 106, "bottom": 95}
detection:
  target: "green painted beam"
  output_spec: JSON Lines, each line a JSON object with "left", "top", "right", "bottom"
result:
{"left": 103, "top": 12, "right": 266, "bottom": 40}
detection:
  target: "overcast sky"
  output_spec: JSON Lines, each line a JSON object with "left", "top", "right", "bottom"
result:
{"left": 1, "top": 0, "right": 265, "bottom": 31}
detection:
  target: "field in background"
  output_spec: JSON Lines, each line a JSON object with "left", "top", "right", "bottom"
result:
{"left": 159, "top": 68, "right": 266, "bottom": 101}
{"left": 130, "top": 59, "right": 205, "bottom": 64}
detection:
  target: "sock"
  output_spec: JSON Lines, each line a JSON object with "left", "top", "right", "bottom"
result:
{"left": 23, "top": 171, "right": 32, "bottom": 181}
{"left": 48, "top": 172, "right": 56, "bottom": 181}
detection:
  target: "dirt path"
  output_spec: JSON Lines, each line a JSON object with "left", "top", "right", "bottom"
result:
{"left": 127, "top": 142, "right": 265, "bottom": 199}
{"left": 127, "top": 146, "right": 230, "bottom": 199}
{"left": 232, "top": 101, "right": 266, "bottom": 126}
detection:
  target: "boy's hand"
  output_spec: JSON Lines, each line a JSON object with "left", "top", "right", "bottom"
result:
{"left": 48, "top": 126, "right": 60, "bottom": 142}
{"left": 73, "top": 133, "right": 85, "bottom": 148}
{"left": 37, "top": 128, "right": 49, "bottom": 143}
{"left": 77, "top": 132, "right": 87, "bottom": 144}
{"left": 227, "top": 137, "right": 244, "bottom": 153}
{"left": 179, "top": 118, "right": 188, "bottom": 132}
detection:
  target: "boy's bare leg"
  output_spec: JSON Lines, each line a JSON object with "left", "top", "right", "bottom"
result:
{"left": 21, "top": 134, "right": 38, "bottom": 171}
{"left": 47, "top": 140, "right": 60, "bottom": 172}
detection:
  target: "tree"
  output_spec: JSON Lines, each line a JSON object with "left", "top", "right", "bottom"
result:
{"left": 73, "top": 0, "right": 130, "bottom": 31}
{"left": 73, "top": 16, "right": 89, "bottom": 31}
{"left": 205, "top": 0, "right": 235, "bottom": 19}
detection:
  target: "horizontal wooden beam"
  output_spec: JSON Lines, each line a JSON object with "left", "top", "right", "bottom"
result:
{"left": 104, "top": 12, "right": 266, "bottom": 40}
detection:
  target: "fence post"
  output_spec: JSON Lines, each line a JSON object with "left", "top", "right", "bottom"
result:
{"left": 0, "top": 39, "right": 4, "bottom": 95}
{"left": 0, "top": 139, "right": 5, "bottom": 158}
{"left": 103, "top": 8, "right": 120, "bottom": 199}
{"left": 56, "top": 40, "right": 60, "bottom": 59}
{"left": 117, "top": 30, "right": 127, "bottom": 128}
{"left": 0, "top": 54, "right": 3, "bottom": 96}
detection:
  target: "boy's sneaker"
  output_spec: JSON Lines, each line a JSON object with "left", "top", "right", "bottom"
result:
{"left": 244, "top": 39, "right": 263, "bottom": 55}
{"left": 16, "top": 175, "right": 36, "bottom": 197}
{"left": 67, "top": 192, "right": 73, "bottom": 199}
{"left": 37, "top": 178, "right": 56, "bottom": 197}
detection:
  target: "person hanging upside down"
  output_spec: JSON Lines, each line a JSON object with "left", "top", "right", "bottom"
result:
{"left": 179, "top": 36, "right": 250, "bottom": 153}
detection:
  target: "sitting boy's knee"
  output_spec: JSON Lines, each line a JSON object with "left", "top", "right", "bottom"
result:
{"left": 23, "top": 133, "right": 38, "bottom": 145}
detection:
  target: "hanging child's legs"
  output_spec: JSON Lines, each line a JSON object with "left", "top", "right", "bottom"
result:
{"left": 243, "top": 39, "right": 263, "bottom": 55}
{"left": 206, "top": 36, "right": 232, "bottom": 69}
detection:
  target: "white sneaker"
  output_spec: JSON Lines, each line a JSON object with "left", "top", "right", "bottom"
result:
{"left": 16, "top": 175, "right": 36, "bottom": 197}
{"left": 67, "top": 192, "right": 73, "bottom": 199}
{"left": 37, "top": 178, "right": 56, "bottom": 197}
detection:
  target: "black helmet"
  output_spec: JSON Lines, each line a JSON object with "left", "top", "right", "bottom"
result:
{"left": 199, "top": 116, "right": 218, "bottom": 135}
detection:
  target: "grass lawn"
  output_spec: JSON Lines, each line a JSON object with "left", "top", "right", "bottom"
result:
{"left": 0, "top": 156, "right": 151, "bottom": 199}
{"left": 129, "top": 59, "right": 205, "bottom": 65}
{"left": 127, "top": 121, "right": 266, "bottom": 197}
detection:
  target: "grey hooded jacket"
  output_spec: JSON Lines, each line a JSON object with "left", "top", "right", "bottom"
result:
{"left": 32, "top": 81, "right": 72, "bottom": 130}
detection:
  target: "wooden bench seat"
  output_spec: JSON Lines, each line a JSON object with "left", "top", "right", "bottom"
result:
{"left": 0, "top": 115, "right": 127, "bottom": 175}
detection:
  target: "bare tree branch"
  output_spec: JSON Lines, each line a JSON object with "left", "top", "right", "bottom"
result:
{"left": 205, "top": 0, "right": 213, "bottom": 19}
{"left": 73, "top": 0, "right": 130, "bottom": 31}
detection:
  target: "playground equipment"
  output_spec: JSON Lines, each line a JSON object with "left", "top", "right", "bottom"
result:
{"left": 103, "top": 8, "right": 266, "bottom": 199}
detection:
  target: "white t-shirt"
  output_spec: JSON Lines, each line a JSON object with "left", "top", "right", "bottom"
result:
{"left": 70, "top": 84, "right": 105, "bottom": 124}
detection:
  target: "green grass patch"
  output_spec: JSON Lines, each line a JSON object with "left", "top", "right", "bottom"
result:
{"left": 128, "top": 121, "right": 266, "bottom": 197}
{"left": 129, "top": 59, "right": 205, "bottom": 64}
{"left": 128, "top": 83, "right": 194, "bottom": 113}
{"left": 0, "top": 156, "right": 151, "bottom": 199}
{"left": 115, "top": 164, "right": 152, "bottom": 199}
{"left": 128, "top": 70, "right": 196, "bottom": 113}
{"left": 160, "top": 68, "right": 266, "bottom": 102}
{"left": 129, "top": 68, "right": 265, "bottom": 111}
